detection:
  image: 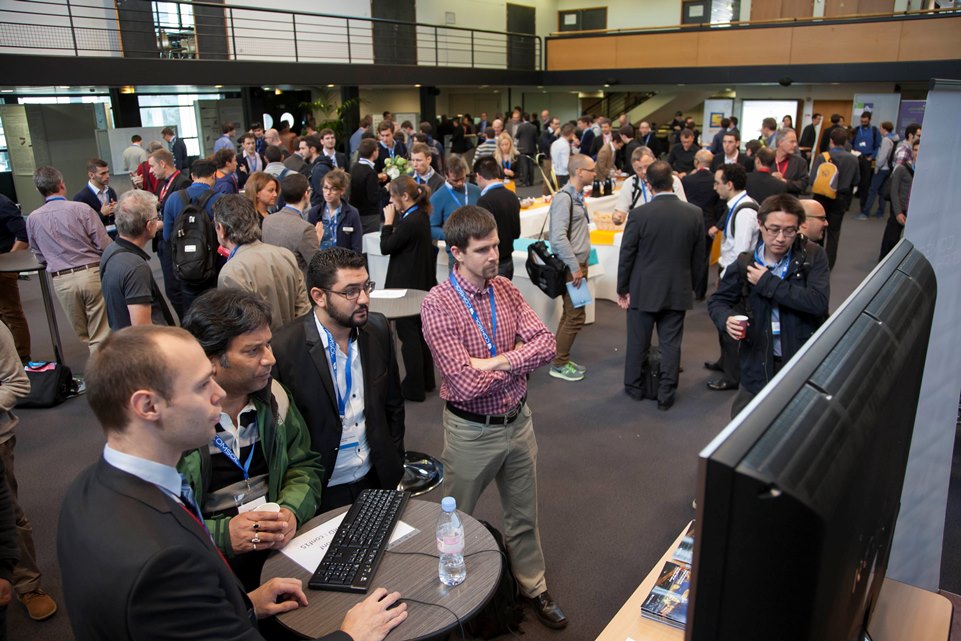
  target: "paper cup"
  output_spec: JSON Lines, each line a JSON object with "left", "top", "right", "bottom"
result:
{"left": 732, "top": 315, "right": 749, "bottom": 339}
{"left": 260, "top": 502, "right": 281, "bottom": 513}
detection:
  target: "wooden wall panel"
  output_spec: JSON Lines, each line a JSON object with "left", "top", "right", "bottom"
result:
{"left": 614, "top": 33, "right": 700, "bottom": 69}
{"left": 898, "top": 16, "right": 961, "bottom": 61}
{"left": 546, "top": 37, "right": 617, "bottom": 70}
{"left": 751, "top": 0, "right": 783, "bottom": 21}
{"left": 789, "top": 21, "right": 902, "bottom": 64}
{"left": 858, "top": 0, "right": 895, "bottom": 14}
{"left": 824, "top": 0, "right": 860, "bottom": 18}
{"left": 781, "top": 0, "right": 815, "bottom": 18}
{"left": 695, "top": 27, "right": 794, "bottom": 67}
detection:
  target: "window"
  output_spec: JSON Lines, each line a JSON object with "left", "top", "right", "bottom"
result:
{"left": 0, "top": 118, "right": 8, "bottom": 173}
{"left": 558, "top": 8, "right": 607, "bottom": 32}
{"left": 683, "top": 0, "right": 741, "bottom": 25}
{"left": 139, "top": 94, "right": 223, "bottom": 157}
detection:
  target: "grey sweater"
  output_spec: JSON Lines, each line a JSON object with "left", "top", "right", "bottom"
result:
{"left": 548, "top": 183, "right": 591, "bottom": 272}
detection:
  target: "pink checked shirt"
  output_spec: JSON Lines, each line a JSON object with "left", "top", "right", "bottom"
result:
{"left": 421, "top": 267, "right": 556, "bottom": 416}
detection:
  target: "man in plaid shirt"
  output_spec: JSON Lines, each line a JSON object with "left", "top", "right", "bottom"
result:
{"left": 421, "top": 206, "right": 568, "bottom": 630}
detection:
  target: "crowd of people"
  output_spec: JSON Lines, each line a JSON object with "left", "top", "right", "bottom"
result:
{"left": 0, "top": 102, "right": 922, "bottom": 640}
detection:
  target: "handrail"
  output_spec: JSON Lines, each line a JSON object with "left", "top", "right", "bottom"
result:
{"left": 547, "top": 7, "right": 959, "bottom": 38}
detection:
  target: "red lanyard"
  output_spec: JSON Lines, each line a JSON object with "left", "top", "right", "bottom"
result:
{"left": 776, "top": 158, "right": 789, "bottom": 176}
{"left": 159, "top": 170, "right": 181, "bottom": 201}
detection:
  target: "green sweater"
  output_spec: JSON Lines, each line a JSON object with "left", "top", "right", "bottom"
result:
{"left": 178, "top": 380, "right": 324, "bottom": 557}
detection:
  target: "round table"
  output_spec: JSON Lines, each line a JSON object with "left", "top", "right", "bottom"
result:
{"left": 0, "top": 251, "right": 66, "bottom": 364}
{"left": 262, "top": 499, "right": 501, "bottom": 641}
{"left": 368, "top": 288, "right": 429, "bottom": 319}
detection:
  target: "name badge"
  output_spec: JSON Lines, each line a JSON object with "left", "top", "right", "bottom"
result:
{"left": 237, "top": 495, "right": 267, "bottom": 514}
{"left": 772, "top": 321, "right": 781, "bottom": 336}
{"left": 342, "top": 226, "right": 354, "bottom": 234}
{"left": 105, "top": 224, "right": 117, "bottom": 233}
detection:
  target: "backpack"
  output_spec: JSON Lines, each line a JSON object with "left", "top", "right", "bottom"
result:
{"left": 640, "top": 346, "right": 661, "bottom": 400}
{"left": 173, "top": 189, "right": 218, "bottom": 283}
{"left": 465, "top": 521, "right": 526, "bottom": 639}
{"left": 726, "top": 200, "right": 759, "bottom": 240}
{"left": 811, "top": 152, "right": 839, "bottom": 199}
{"left": 17, "top": 361, "right": 78, "bottom": 409}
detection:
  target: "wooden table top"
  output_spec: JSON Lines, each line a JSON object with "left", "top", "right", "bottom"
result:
{"left": 368, "top": 289, "right": 429, "bottom": 320}
{"left": 263, "top": 499, "right": 501, "bottom": 641}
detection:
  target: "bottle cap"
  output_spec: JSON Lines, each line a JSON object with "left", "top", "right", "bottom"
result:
{"left": 441, "top": 496, "right": 456, "bottom": 512}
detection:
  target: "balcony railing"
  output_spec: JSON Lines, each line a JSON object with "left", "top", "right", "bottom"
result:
{"left": 0, "top": 0, "right": 543, "bottom": 70}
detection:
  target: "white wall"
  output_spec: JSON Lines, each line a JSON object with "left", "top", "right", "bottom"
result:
{"left": 359, "top": 89, "right": 421, "bottom": 122}
{"left": 553, "top": 0, "right": 680, "bottom": 32}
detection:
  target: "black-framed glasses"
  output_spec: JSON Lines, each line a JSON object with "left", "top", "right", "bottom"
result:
{"left": 325, "top": 281, "right": 375, "bottom": 301}
{"left": 762, "top": 225, "right": 798, "bottom": 239}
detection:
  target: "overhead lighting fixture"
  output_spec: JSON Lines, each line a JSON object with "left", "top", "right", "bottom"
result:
{"left": 274, "top": 88, "right": 282, "bottom": 95}
{"left": 327, "top": 84, "right": 335, "bottom": 88}
{"left": 58, "top": 85, "right": 70, "bottom": 89}
{"left": 415, "top": 84, "right": 422, "bottom": 88}
{"left": 214, "top": 84, "right": 224, "bottom": 89}
{"left": 119, "top": 85, "right": 135, "bottom": 94}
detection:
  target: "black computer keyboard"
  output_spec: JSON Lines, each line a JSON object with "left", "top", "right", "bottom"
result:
{"left": 308, "top": 489, "right": 410, "bottom": 593}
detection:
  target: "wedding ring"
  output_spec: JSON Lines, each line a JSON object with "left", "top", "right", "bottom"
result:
{"left": 251, "top": 536, "right": 261, "bottom": 545}
{"left": 253, "top": 523, "right": 260, "bottom": 531}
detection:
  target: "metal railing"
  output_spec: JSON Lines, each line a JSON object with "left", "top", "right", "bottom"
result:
{"left": 0, "top": 0, "right": 542, "bottom": 70}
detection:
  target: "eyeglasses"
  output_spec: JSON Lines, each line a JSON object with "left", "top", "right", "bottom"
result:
{"left": 325, "top": 281, "right": 375, "bottom": 301}
{"left": 762, "top": 225, "right": 798, "bottom": 239}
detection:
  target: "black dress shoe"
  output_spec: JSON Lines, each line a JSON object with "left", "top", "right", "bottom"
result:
{"left": 706, "top": 379, "right": 738, "bottom": 391}
{"left": 657, "top": 399, "right": 674, "bottom": 411}
{"left": 526, "top": 591, "right": 568, "bottom": 629}
{"left": 625, "top": 387, "right": 643, "bottom": 401}
{"left": 703, "top": 360, "right": 723, "bottom": 372}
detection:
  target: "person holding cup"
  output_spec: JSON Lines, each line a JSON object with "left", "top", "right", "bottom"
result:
{"left": 708, "top": 194, "right": 830, "bottom": 418}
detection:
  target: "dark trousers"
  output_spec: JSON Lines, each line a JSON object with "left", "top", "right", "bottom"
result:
{"left": 0, "top": 272, "right": 30, "bottom": 362}
{"left": 157, "top": 240, "right": 184, "bottom": 319}
{"left": 717, "top": 330, "right": 741, "bottom": 386}
{"left": 730, "top": 357, "right": 783, "bottom": 418}
{"left": 320, "top": 471, "right": 379, "bottom": 514}
{"left": 396, "top": 316, "right": 435, "bottom": 402}
{"left": 815, "top": 191, "right": 851, "bottom": 270}
{"left": 857, "top": 155, "right": 873, "bottom": 207}
{"left": 498, "top": 258, "right": 514, "bottom": 280}
{"left": 695, "top": 234, "right": 712, "bottom": 299}
{"left": 180, "top": 277, "right": 217, "bottom": 317}
{"left": 879, "top": 210, "right": 906, "bottom": 261}
{"left": 625, "top": 308, "right": 685, "bottom": 405}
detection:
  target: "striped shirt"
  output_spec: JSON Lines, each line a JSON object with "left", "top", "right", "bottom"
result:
{"left": 421, "top": 266, "right": 555, "bottom": 415}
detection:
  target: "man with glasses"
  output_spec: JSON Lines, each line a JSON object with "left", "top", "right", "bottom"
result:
{"left": 272, "top": 248, "right": 406, "bottom": 513}
{"left": 99, "top": 190, "right": 174, "bottom": 330}
{"left": 708, "top": 193, "right": 830, "bottom": 418}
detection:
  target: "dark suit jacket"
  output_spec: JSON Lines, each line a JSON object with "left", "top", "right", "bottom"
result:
{"left": 623, "top": 140, "right": 643, "bottom": 175}
{"left": 237, "top": 153, "right": 267, "bottom": 189}
{"left": 637, "top": 131, "right": 662, "bottom": 158}
{"left": 710, "top": 152, "right": 754, "bottom": 174}
{"left": 58, "top": 458, "right": 350, "bottom": 641}
{"left": 380, "top": 209, "right": 435, "bottom": 291}
{"left": 73, "top": 184, "right": 118, "bottom": 229}
{"left": 617, "top": 194, "right": 705, "bottom": 312}
{"left": 308, "top": 153, "right": 349, "bottom": 208}
{"left": 746, "top": 170, "right": 788, "bottom": 207}
{"left": 477, "top": 185, "right": 521, "bottom": 264}
{"left": 171, "top": 137, "right": 189, "bottom": 171}
{"left": 374, "top": 141, "right": 408, "bottom": 175}
{"left": 349, "top": 161, "right": 387, "bottom": 223}
{"left": 271, "top": 312, "right": 406, "bottom": 495}
{"left": 680, "top": 169, "right": 719, "bottom": 230}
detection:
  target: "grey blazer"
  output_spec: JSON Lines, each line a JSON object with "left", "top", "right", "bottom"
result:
{"left": 262, "top": 206, "right": 319, "bottom": 275}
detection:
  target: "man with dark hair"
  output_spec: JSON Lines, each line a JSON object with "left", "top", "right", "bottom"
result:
{"left": 162, "top": 126, "right": 188, "bottom": 171}
{"left": 430, "top": 154, "right": 480, "bottom": 264}
{"left": 619, "top": 124, "right": 642, "bottom": 176}
{"left": 710, "top": 130, "right": 753, "bottom": 173}
{"left": 263, "top": 145, "right": 290, "bottom": 180}
{"left": 250, "top": 122, "right": 267, "bottom": 155}
{"left": 637, "top": 120, "right": 662, "bottom": 158}
{"left": 853, "top": 111, "right": 881, "bottom": 206}
{"left": 263, "top": 173, "right": 319, "bottom": 275}
{"left": 811, "top": 127, "right": 860, "bottom": 269}
{"left": 667, "top": 129, "right": 698, "bottom": 177}
{"left": 214, "top": 122, "right": 237, "bottom": 154}
{"left": 122, "top": 134, "right": 148, "bottom": 173}
{"left": 708, "top": 194, "right": 829, "bottom": 417}
{"left": 349, "top": 115, "right": 372, "bottom": 158}
{"left": 474, "top": 157, "right": 521, "bottom": 279}
{"left": 212, "top": 148, "right": 239, "bottom": 195}
{"left": 746, "top": 147, "right": 788, "bottom": 205}
{"left": 771, "top": 128, "right": 809, "bottom": 195}
{"left": 350, "top": 138, "right": 387, "bottom": 234}
{"left": 285, "top": 137, "right": 309, "bottom": 176}
{"left": 272, "top": 248, "right": 406, "bottom": 513}
{"left": 577, "top": 116, "right": 596, "bottom": 160}
{"left": 162, "top": 158, "right": 224, "bottom": 314}
{"left": 894, "top": 122, "right": 921, "bottom": 167}
{"left": 238, "top": 133, "right": 265, "bottom": 189}
{"left": 419, "top": 121, "right": 446, "bottom": 173}
{"left": 421, "top": 206, "right": 568, "bottom": 630}
{"left": 760, "top": 117, "right": 778, "bottom": 148}
{"left": 799, "top": 113, "right": 821, "bottom": 159}
{"left": 708, "top": 118, "right": 732, "bottom": 156}
{"left": 705, "top": 162, "right": 759, "bottom": 391}
{"left": 74, "top": 157, "right": 119, "bottom": 235}
{"left": 374, "top": 121, "right": 407, "bottom": 178}
{"left": 819, "top": 113, "right": 844, "bottom": 153}
{"left": 178, "top": 289, "right": 323, "bottom": 590}
{"left": 681, "top": 150, "right": 718, "bottom": 300}
{"left": 474, "top": 128, "right": 497, "bottom": 162}
{"left": 860, "top": 120, "right": 897, "bottom": 220}
{"left": 59, "top": 324, "right": 407, "bottom": 641}
{"left": 100, "top": 190, "right": 173, "bottom": 329}
{"left": 27, "top": 165, "right": 111, "bottom": 353}
{"left": 538, "top": 116, "right": 561, "bottom": 183}
{"left": 215, "top": 196, "right": 310, "bottom": 330}
{"left": 309, "top": 129, "right": 348, "bottom": 208}
{"left": 617, "top": 160, "right": 705, "bottom": 410}
{"left": 410, "top": 142, "right": 444, "bottom": 193}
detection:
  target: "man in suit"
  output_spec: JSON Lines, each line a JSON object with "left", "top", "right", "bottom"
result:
{"left": 617, "top": 160, "right": 705, "bottom": 410}
{"left": 637, "top": 120, "right": 662, "bottom": 158}
{"left": 410, "top": 142, "right": 445, "bottom": 194}
{"left": 681, "top": 150, "right": 718, "bottom": 301}
{"left": 58, "top": 324, "right": 407, "bottom": 641}
{"left": 746, "top": 147, "right": 787, "bottom": 205}
{"left": 514, "top": 117, "right": 538, "bottom": 186}
{"left": 308, "top": 130, "right": 349, "bottom": 208}
{"left": 474, "top": 157, "right": 521, "bottom": 279}
{"left": 710, "top": 131, "right": 753, "bottom": 173}
{"left": 262, "top": 173, "right": 319, "bottom": 275}
{"left": 237, "top": 133, "right": 266, "bottom": 190}
{"left": 799, "top": 113, "right": 821, "bottom": 160}
{"left": 271, "top": 248, "right": 406, "bottom": 513}
{"left": 373, "top": 121, "right": 408, "bottom": 177}
{"left": 74, "top": 157, "right": 118, "bottom": 235}
{"left": 161, "top": 127, "right": 188, "bottom": 171}
{"left": 771, "top": 128, "right": 809, "bottom": 195}
{"left": 350, "top": 138, "right": 388, "bottom": 234}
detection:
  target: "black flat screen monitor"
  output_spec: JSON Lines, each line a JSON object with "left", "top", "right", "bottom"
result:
{"left": 687, "top": 240, "right": 936, "bottom": 641}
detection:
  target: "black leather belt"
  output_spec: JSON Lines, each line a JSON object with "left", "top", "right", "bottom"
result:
{"left": 446, "top": 398, "right": 525, "bottom": 425}
{"left": 52, "top": 262, "right": 99, "bottom": 278}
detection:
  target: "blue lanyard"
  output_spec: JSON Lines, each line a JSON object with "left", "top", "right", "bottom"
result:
{"left": 382, "top": 143, "right": 395, "bottom": 159}
{"left": 481, "top": 182, "right": 505, "bottom": 197}
{"left": 446, "top": 184, "right": 468, "bottom": 207}
{"left": 320, "top": 324, "right": 352, "bottom": 418}
{"left": 723, "top": 193, "right": 748, "bottom": 234}
{"left": 401, "top": 204, "right": 419, "bottom": 220}
{"left": 416, "top": 170, "right": 433, "bottom": 185}
{"left": 228, "top": 245, "right": 240, "bottom": 260}
{"left": 502, "top": 160, "right": 511, "bottom": 170}
{"left": 449, "top": 273, "right": 497, "bottom": 357}
{"left": 754, "top": 242, "right": 792, "bottom": 278}
{"left": 212, "top": 428, "right": 257, "bottom": 481}
{"left": 45, "top": 196, "right": 66, "bottom": 202}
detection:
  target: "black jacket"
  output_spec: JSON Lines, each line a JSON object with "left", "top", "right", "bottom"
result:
{"left": 707, "top": 237, "right": 830, "bottom": 395}
{"left": 477, "top": 185, "right": 521, "bottom": 264}
{"left": 745, "top": 170, "right": 788, "bottom": 207}
{"left": 373, "top": 141, "right": 408, "bottom": 175}
{"left": 349, "top": 161, "right": 387, "bottom": 221}
{"left": 74, "top": 184, "right": 118, "bottom": 229}
{"left": 680, "top": 168, "right": 719, "bottom": 230}
{"left": 271, "top": 312, "right": 406, "bottom": 495}
{"left": 380, "top": 208, "right": 436, "bottom": 291}
{"left": 308, "top": 153, "right": 348, "bottom": 208}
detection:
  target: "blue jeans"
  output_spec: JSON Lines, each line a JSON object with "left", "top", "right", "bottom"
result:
{"left": 862, "top": 169, "right": 890, "bottom": 217}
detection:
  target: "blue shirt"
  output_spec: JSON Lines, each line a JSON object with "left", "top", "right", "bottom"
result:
{"left": 429, "top": 182, "right": 481, "bottom": 242}
{"left": 212, "top": 135, "right": 234, "bottom": 153}
{"left": 162, "top": 183, "right": 223, "bottom": 242}
{"left": 853, "top": 125, "right": 880, "bottom": 159}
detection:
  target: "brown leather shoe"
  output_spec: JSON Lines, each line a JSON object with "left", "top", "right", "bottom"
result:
{"left": 526, "top": 591, "right": 568, "bottom": 629}
{"left": 19, "top": 589, "right": 58, "bottom": 621}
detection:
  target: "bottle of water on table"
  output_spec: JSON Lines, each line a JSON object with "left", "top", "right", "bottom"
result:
{"left": 436, "top": 496, "right": 466, "bottom": 586}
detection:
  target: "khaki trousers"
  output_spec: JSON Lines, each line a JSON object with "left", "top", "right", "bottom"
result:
{"left": 553, "top": 263, "right": 587, "bottom": 367}
{"left": 51, "top": 266, "right": 109, "bottom": 353}
{"left": 441, "top": 404, "right": 547, "bottom": 597}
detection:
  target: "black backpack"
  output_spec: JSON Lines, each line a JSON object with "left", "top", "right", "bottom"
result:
{"left": 173, "top": 189, "right": 218, "bottom": 283}
{"left": 466, "top": 521, "right": 526, "bottom": 639}
{"left": 525, "top": 192, "right": 575, "bottom": 299}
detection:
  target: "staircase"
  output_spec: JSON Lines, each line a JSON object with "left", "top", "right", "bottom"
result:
{"left": 582, "top": 91, "right": 656, "bottom": 119}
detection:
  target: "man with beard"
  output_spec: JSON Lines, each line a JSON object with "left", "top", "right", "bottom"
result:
{"left": 271, "top": 248, "right": 406, "bottom": 513}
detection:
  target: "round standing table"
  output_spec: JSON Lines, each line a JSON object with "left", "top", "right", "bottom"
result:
{"left": 262, "top": 499, "right": 501, "bottom": 641}
{"left": 0, "top": 251, "right": 66, "bottom": 364}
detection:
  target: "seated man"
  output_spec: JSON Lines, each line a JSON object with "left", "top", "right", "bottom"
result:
{"left": 179, "top": 288, "right": 324, "bottom": 590}
{"left": 58, "top": 325, "right": 407, "bottom": 641}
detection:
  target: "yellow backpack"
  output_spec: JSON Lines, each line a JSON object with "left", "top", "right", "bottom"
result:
{"left": 811, "top": 152, "right": 839, "bottom": 199}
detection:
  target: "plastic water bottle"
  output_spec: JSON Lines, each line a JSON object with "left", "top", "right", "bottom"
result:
{"left": 436, "top": 496, "right": 466, "bottom": 586}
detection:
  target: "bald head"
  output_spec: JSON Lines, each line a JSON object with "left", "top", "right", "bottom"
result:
{"left": 800, "top": 198, "right": 828, "bottom": 242}
{"left": 694, "top": 149, "right": 713, "bottom": 169}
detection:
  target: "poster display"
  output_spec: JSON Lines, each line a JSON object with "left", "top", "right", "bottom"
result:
{"left": 701, "top": 99, "right": 733, "bottom": 148}
{"left": 896, "top": 100, "right": 926, "bottom": 137}
{"left": 852, "top": 93, "right": 900, "bottom": 129}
